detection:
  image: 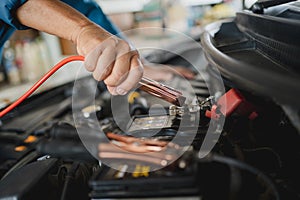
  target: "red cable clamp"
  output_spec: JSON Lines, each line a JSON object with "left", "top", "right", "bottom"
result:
{"left": 205, "top": 89, "right": 258, "bottom": 120}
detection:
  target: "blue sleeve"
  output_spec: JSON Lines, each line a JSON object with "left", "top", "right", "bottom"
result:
{"left": 0, "top": 0, "right": 28, "bottom": 30}
{"left": 0, "top": 0, "right": 28, "bottom": 62}
{"left": 62, "top": 0, "right": 121, "bottom": 36}
{"left": 0, "top": 0, "right": 119, "bottom": 34}
{"left": 0, "top": 0, "right": 121, "bottom": 61}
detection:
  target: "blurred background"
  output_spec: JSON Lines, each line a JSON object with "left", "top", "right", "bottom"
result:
{"left": 0, "top": 0, "right": 250, "bottom": 107}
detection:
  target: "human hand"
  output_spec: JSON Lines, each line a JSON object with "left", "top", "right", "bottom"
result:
{"left": 144, "top": 63, "right": 195, "bottom": 81}
{"left": 75, "top": 24, "right": 143, "bottom": 95}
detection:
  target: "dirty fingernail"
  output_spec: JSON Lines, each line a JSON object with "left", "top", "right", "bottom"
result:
{"left": 117, "top": 88, "right": 127, "bottom": 95}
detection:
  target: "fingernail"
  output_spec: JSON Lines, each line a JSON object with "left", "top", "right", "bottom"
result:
{"left": 117, "top": 87, "right": 127, "bottom": 95}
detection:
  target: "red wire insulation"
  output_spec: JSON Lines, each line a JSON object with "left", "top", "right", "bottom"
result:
{"left": 0, "top": 55, "right": 85, "bottom": 118}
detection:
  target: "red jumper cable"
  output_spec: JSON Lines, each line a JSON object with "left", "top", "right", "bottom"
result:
{"left": 0, "top": 55, "right": 85, "bottom": 118}
{"left": 0, "top": 55, "right": 185, "bottom": 118}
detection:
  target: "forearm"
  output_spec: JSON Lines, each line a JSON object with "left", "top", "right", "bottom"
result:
{"left": 16, "top": 0, "right": 143, "bottom": 95}
{"left": 16, "top": 0, "right": 110, "bottom": 55}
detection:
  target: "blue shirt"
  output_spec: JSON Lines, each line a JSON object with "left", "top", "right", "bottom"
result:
{"left": 0, "top": 0, "right": 120, "bottom": 58}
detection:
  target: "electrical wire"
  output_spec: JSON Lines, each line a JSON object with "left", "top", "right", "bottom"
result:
{"left": 60, "top": 162, "right": 80, "bottom": 200}
{"left": 0, "top": 55, "right": 85, "bottom": 118}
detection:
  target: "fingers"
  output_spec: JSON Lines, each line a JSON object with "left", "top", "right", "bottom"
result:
{"left": 106, "top": 85, "right": 118, "bottom": 96}
{"left": 103, "top": 42, "right": 132, "bottom": 87}
{"left": 84, "top": 44, "right": 102, "bottom": 72}
{"left": 83, "top": 36, "right": 143, "bottom": 95}
{"left": 92, "top": 46, "right": 115, "bottom": 81}
{"left": 112, "top": 54, "right": 143, "bottom": 95}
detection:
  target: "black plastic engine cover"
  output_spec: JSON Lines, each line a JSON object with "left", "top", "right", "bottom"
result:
{"left": 0, "top": 158, "right": 59, "bottom": 200}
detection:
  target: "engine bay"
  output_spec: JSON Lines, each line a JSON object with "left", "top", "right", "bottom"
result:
{"left": 0, "top": 63, "right": 299, "bottom": 200}
{"left": 0, "top": 3, "right": 300, "bottom": 200}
